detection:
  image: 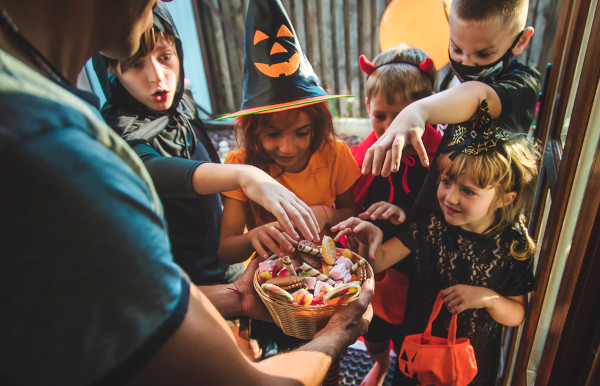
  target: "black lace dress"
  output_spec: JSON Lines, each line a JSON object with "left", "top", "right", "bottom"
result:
{"left": 396, "top": 213, "right": 534, "bottom": 385}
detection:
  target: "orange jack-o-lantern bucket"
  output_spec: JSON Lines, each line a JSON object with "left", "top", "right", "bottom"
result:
{"left": 398, "top": 291, "right": 478, "bottom": 385}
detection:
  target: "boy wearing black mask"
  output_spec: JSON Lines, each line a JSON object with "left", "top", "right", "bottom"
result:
{"left": 360, "top": 0, "right": 540, "bottom": 186}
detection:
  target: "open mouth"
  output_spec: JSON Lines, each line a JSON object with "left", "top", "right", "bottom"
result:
{"left": 152, "top": 90, "right": 169, "bottom": 102}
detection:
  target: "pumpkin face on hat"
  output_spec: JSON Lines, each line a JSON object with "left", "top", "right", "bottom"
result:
{"left": 253, "top": 24, "right": 301, "bottom": 78}
{"left": 216, "top": 0, "right": 351, "bottom": 121}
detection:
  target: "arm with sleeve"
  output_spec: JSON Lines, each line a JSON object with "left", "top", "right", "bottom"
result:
{"left": 1, "top": 114, "right": 187, "bottom": 385}
{"left": 129, "top": 139, "right": 204, "bottom": 199}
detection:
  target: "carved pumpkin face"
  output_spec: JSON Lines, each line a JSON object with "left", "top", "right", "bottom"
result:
{"left": 253, "top": 24, "right": 300, "bottom": 78}
{"left": 398, "top": 345, "right": 418, "bottom": 378}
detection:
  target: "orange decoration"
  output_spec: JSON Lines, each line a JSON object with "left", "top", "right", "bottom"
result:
{"left": 276, "top": 25, "right": 294, "bottom": 38}
{"left": 253, "top": 25, "right": 301, "bottom": 78}
{"left": 379, "top": 0, "right": 451, "bottom": 70}
{"left": 253, "top": 30, "right": 269, "bottom": 45}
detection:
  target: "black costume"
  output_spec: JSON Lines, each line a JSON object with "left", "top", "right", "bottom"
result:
{"left": 396, "top": 213, "right": 534, "bottom": 385}
{"left": 95, "top": 6, "right": 241, "bottom": 285}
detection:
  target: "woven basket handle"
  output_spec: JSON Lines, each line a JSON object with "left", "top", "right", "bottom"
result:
{"left": 423, "top": 290, "right": 457, "bottom": 345}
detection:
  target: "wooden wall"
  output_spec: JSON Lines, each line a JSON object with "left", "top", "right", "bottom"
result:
{"left": 194, "top": 0, "right": 561, "bottom": 119}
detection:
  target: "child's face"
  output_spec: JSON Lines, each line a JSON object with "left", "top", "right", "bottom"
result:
{"left": 437, "top": 170, "right": 500, "bottom": 234}
{"left": 366, "top": 93, "right": 411, "bottom": 139}
{"left": 448, "top": 15, "right": 521, "bottom": 67}
{"left": 114, "top": 37, "right": 179, "bottom": 111}
{"left": 259, "top": 110, "right": 313, "bottom": 173}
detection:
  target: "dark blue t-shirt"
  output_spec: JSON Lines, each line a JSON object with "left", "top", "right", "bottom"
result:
{"left": 0, "top": 49, "right": 188, "bottom": 385}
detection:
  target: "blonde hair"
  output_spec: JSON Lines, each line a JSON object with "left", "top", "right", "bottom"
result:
{"left": 366, "top": 44, "right": 436, "bottom": 104}
{"left": 437, "top": 135, "right": 541, "bottom": 259}
{"left": 450, "top": 0, "right": 529, "bottom": 35}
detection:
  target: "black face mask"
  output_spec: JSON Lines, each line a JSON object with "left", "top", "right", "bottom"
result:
{"left": 450, "top": 31, "right": 523, "bottom": 82}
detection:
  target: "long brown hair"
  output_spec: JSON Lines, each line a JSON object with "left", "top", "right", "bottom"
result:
{"left": 437, "top": 135, "right": 541, "bottom": 259}
{"left": 234, "top": 102, "right": 336, "bottom": 226}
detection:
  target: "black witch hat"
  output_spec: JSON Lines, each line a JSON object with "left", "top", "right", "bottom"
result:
{"left": 217, "top": 0, "right": 349, "bottom": 120}
{"left": 442, "top": 99, "right": 511, "bottom": 159}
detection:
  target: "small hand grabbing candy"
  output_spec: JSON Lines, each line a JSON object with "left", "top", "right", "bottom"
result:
{"left": 321, "top": 235, "right": 337, "bottom": 265}
{"left": 294, "top": 288, "right": 313, "bottom": 305}
{"left": 323, "top": 282, "right": 361, "bottom": 306}
{"left": 262, "top": 283, "right": 294, "bottom": 303}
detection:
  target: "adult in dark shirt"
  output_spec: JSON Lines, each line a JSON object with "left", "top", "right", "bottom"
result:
{"left": 0, "top": 0, "right": 373, "bottom": 384}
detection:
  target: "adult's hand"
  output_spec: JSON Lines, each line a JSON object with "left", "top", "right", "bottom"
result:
{"left": 232, "top": 258, "right": 272, "bottom": 322}
{"left": 311, "top": 278, "right": 375, "bottom": 350}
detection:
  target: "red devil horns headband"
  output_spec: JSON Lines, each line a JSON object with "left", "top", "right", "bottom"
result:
{"left": 358, "top": 54, "right": 435, "bottom": 76}
{"left": 359, "top": 55, "right": 377, "bottom": 76}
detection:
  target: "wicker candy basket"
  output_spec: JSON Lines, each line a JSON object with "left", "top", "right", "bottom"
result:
{"left": 253, "top": 249, "right": 373, "bottom": 340}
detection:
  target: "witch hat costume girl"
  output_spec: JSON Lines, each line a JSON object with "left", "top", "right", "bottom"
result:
{"left": 218, "top": 0, "right": 350, "bottom": 120}
{"left": 94, "top": 3, "right": 243, "bottom": 286}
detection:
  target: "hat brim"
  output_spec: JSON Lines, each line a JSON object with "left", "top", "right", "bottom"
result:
{"left": 215, "top": 94, "right": 352, "bottom": 121}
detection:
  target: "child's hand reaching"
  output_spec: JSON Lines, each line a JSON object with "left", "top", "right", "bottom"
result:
{"left": 442, "top": 285, "right": 499, "bottom": 314}
{"left": 362, "top": 103, "right": 429, "bottom": 177}
{"left": 247, "top": 221, "right": 296, "bottom": 259}
{"left": 358, "top": 201, "right": 407, "bottom": 225}
{"left": 331, "top": 217, "right": 383, "bottom": 261}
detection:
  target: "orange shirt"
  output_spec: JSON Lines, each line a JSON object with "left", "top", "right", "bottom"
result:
{"left": 223, "top": 140, "right": 360, "bottom": 209}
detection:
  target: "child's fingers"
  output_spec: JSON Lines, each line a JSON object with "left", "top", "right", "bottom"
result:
{"left": 369, "top": 204, "right": 388, "bottom": 220}
{"left": 407, "top": 130, "right": 429, "bottom": 167}
{"left": 269, "top": 204, "right": 297, "bottom": 240}
{"left": 330, "top": 216, "right": 359, "bottom": 231}
{"left": 250, "top": 239, "right": 270, "bottom": 259}
{"left": 266, "top": 227, "right": 295, "bottom": 254}
{"left": 333, "top": 227, "right": 353, "bottom": 242}
{"left": 379, "top": 149, "right": 396, "bottom": 178}
{"left": 363, "top": 136, "right": 393, "bottom": 176}
{"left": 357, "top": 212, "right": 370, "bottom": 220}
{"left": 279, "top": 200, "right": 318, "bottom": 241}
{"left": 282, "top": 231, "right": 298, "bottom": 246}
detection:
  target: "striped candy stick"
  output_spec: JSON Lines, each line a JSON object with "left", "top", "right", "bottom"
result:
{"left": 297, "top": 241, "right": 321, "bottom": 255}
{"left": 299, "top": 263, "right": 335, "bottom": 285}
{"left": 282, "top": 255, "right": 297, "bottom": 276}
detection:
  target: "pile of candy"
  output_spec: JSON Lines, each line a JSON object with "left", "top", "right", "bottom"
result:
{"left": 256, "top": 236, "right": 368, "bottom": 306}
